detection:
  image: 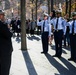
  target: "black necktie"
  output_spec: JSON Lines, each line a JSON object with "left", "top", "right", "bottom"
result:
{"left": 56, "top": 18, "right": 59, "bottom": 29}
{"left": 43, "top": 21, "right": 45, "bottom": 32}
{"left": 72, "top": 20, "right": 75, "bottom": 34}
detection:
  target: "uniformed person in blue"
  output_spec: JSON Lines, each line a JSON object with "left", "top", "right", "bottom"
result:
{"left": 37, "top": 13, "right": 51, "bottom": 54}
{"left": 51, "top": 10, "right": 66, "bottom": 58}
{"left": 68, "top": 12, "right": 76, "bottom": 62}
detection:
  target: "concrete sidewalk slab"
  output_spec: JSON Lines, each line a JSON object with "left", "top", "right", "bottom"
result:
{"left": 10, "top": 35, "right": 76, "bottom": 75}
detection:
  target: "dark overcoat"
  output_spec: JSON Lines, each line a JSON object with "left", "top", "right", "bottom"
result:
{"left": 0, "top": 20, "right": 13, "bottom": 56}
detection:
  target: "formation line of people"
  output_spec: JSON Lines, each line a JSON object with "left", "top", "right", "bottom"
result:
{"left": 37, "top": 10, "right": 76, "bottom": 63}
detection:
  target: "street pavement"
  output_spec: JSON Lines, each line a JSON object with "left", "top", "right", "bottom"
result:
{"left": 10, "top": 35, "right": 76, "bottom": 75}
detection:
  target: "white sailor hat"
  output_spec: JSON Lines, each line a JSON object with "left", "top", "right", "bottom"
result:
{"left": 43, "top": 12, "right": 49, "bottom": 17}
{"left": 0, "top": 9, "right": 5, "bottom": 15}
{"left": 56, "top": 9, "right": 62, "bottom": 14}
{"left": 72, "top": 12, "right": 76, "bottom": 16}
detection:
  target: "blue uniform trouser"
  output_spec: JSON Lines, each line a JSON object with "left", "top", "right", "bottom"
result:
{"left": 41, "top": 32, "right": 49, "bottom": 53}
{"left": 54, "top": 30, "right": 63, "bottom": 57}
{"left": 70, "top": 34, "right": 76, "bottom": 60}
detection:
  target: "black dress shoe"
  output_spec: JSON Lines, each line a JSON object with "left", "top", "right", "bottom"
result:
{"left": 41, "top": 52, "right": 45, "bottom": 54}
{"left": 44, "top": 52, "right": 48, "bottom": 54}
{"left": 41, "top": 52, "right": 48, "bottom": 54}
{"left": 68, "top": 58, "right": 74, "bottom": 61}
{"left": 52, "top": 55, "right": 58, "bottom": 57}
{"left": 73, "top": 59, "right": 76, "bottom": 62}
{"left": 58, "top": 56, "right": 61, "bottom": 59}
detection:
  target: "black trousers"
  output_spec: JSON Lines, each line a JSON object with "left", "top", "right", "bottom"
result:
{"left": 70, "top": 34, "right": 76, "bottom": 60}
{"left": 41, "top": 32, "right": 49, "bottom": 53}
{"left": 30, "top": 29, "right": 34, "bottom": 35}
{"left": 54, "top": 30, "right": 63, "bottom": 56}
{"left": 0, "top": 53, "right": 12, "bottom": 75}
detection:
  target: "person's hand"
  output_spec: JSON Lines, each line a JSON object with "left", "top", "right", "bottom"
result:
{"left": 48, "top": 36, "right": 51, "bottom": 41}
{"left": 37, "top": 16, "right": 40, "bottom": 20}
{"left": 50, "top": 13, "right": 52, "bottom": 17}
{"left": 8, "top": 25, "right": 10, "bottom": 28}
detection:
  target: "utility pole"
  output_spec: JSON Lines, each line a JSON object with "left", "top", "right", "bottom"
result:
{"left": 21, "top": 0, "right": 27, "bottom": 50}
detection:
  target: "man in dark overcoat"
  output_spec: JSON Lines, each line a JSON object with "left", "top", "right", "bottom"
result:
{"left": 0, "top": 10, "right": 13, "bottom": 75}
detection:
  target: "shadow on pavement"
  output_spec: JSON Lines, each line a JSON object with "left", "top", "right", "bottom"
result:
{"left": 62, "top": 46, "right": 70, "bottom": 51}
{"left": 50, "top": 45, "right": 55, "bottom": 50}
{"left": 50, "top": 45, "right": 67, "bottom": 54}
{"left": 15, "top": 37, "right": 21, "bottom": 43}
{"left": 27, "top": 35, "right": 40, "bottom": 41}
{"left": 22, "top": 51, "right": 37, "bottom": 75}
{"left": 60, "top": 57, "right": 76, "bottom": 74}
{"left": 54, "top": 74, "right": 60, "bottom": 75}
{"left": 45, "top": 53, "right": 75, "bottom": 75}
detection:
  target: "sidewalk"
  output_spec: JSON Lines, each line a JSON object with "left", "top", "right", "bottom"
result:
{"left": 10, "top": 35, "right": 76, "bottom": 75}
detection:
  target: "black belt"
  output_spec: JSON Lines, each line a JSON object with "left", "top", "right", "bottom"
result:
{"left": 70, "top": 33, "right": 76, "bottom": 35}
{"left": 55, "top": 29, "right": 63, "bottom": 32}
{"left": 42, "top": 32, "right": 48, "bottom": 33}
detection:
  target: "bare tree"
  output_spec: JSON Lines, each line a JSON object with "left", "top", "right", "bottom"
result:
{"left": 21, "top": 0, "right": 27, "bottom": 50}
